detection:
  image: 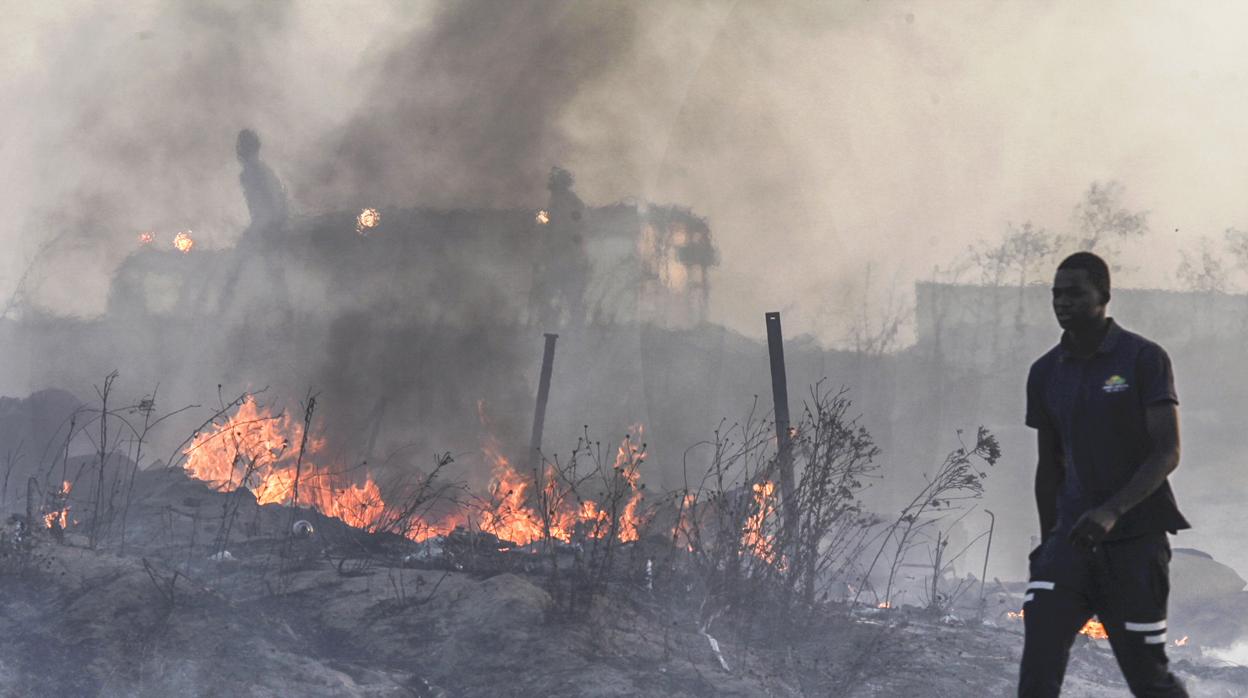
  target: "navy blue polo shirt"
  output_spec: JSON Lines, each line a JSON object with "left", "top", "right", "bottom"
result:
{"left": 1025, "top": 319, "right": 1189, "bottom": 540}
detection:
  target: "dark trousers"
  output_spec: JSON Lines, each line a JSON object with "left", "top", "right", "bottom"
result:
{"left": 1018, "top": 533, "right": 1187, "bottom": 697}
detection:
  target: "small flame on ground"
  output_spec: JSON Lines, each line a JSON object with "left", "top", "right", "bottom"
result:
{"left": 1007, "top": 609, "right": 1106, "bottom": 640}
{"left": 1175, "top": 635, "right": 1189, "bottom": 647}
{"left": 535, "top": 209, "right": 550, "bottom": 225}
{"left": 137, "top": 232, "right": 155, "bottom": 245}
{"left": 877, "top": 601, "right": 892, "bottom": 609}
{"left": 356, "top": 208, "right": 380, "bottom": 235}
{"left": 1080, "top": 619, "right": 1108, "bottom": 640}
{"left": 43, "top": 480, "right": 71, "bottom": 529}
{"left": 476, "top": 402, "right": 646, "bottom": 546}
{"left": 173, "top": 231, "right": 195, "bottom": 253}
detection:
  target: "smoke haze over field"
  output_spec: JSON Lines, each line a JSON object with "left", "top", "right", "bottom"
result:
{"left": 3, "top": 1, "right": 1248, "bottom": 340}
{"left": 8, "top": 6, "right": 1248, "bottom": 690}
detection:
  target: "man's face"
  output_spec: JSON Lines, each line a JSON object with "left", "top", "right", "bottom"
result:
{"left": 1052, "top": 268, "right": 1106, "bottom": 331}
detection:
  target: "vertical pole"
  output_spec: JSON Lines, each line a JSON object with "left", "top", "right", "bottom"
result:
{"left": 978, "top": 509, "right": 996, "bottom": 621}
{"left": 529, "top": 333, "right": 559, "bottom": 471}
{"left": 26, "top": 476, "right": 36, "bottom": 532}
{"left": 765, "top": 313, "right": 795, "bottom": 525}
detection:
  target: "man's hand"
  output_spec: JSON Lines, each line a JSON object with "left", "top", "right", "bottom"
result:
{"left": 1068, "top": 506, "right": 1119, "bottom": 551}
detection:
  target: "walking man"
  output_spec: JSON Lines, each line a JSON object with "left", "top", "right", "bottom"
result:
{"left": 1019, "top": 252, "right": 1189, "bottom": 696}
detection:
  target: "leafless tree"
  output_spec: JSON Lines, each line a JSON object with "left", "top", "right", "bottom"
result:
{"left": 1072, "top": 180, "right": 1149, "bottom": 253}
{"left": 845, "top": 264, "right": 913, "bottom": 357}
{"left": 1176, "top": 235, "right": 1230, "bottom": 293}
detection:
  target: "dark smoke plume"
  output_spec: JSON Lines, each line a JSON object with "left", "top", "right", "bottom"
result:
{"left": 296, "top": 0, "right": 640, "bottom": 211}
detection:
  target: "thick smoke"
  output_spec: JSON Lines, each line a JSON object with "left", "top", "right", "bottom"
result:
{"left": 0, "top": 1, "right": 397, "bottom": 318}
{"left": 0, "top": 1, "right": 657, "bottom": 489}
{"left": 296, "top": 0, "right": 640, "bottom": 211}
{"left": 6, "top": 0, "right": 1248, "bottom": 587}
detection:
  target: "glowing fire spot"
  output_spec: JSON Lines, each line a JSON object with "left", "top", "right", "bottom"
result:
{"left": 478, "top": 432, "right": 549, "bottom": 546}
{"left": 173, "top": 231, "right": 195, "bottom": 254}
{"left": 1080, "top": 619, "right": 1108, "bottom": 640}
{"left": 672, "top": 492, "right": 697, "bottom": 552}
{"left": 43, "top": 480, "right": 71, "bottom": 529}
{"left": 1007, "top": 609, "right": 1106, "bottom": 640}
{"left": 184, "top": 396, "right": 651, "bottom": 548}
{"left": 137, "top": 232, "right": 155, "bottom": 246}
{"left": 356, "top": 208, "right": 380, "bottom": 235}
{"left": 742, "top": 480, "right": 780, "bottom": 563}
{"left": 183, "top": 397, "right": 453, "bottom": 541}
{"left": 535, "top": 210, "right": 550, "bottom": 225}
{"left": 1175, "top": 635, "right": 1189, "bottom": 647}
{"left": 476, "top": 402, "right": 646, "bottom": 546}
{"left": 614, "top": 425, "right": 646, "bottom": 543}
{"left": 877, "top": 601, "right": 892, "bottom": 609}
{"left": 1008, "top": 611, "right": 1108, "bottom": 639}
{"left": 638, "top": 223, "right": 689, "bottom": 291}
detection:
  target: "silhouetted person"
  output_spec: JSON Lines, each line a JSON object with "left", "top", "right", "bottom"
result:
{"left": 1019, "top": 252, "right": 1188, "bottom": 697}
{"left": 236, "top": 128, "right": 288, "bottom": 235}
{"left": 529, "top": 166, "right": 590, "bottom": 327}
{"left": 215, "top": 129, "right": 291, "bottom": 317}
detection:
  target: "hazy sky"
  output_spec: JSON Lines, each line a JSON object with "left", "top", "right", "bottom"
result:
{"left": 2, "top": 1, "right": 1246, "bottom": 343}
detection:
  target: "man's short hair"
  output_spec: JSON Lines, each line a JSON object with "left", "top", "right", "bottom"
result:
{"left": 1058, "top": 251, "right": 1111, "bottom": 303}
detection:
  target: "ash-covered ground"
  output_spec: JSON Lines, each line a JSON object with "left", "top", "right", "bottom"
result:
{"left": 4, "top": 379, "right": 1248, "bottom": 698}
{"left": 3, "top": 465, "right": 1248, "bottom": 698}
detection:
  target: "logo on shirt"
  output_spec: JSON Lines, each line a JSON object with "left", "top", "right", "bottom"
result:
{"left": 1102, "top": 375, "right": 1130, "bottom": 393}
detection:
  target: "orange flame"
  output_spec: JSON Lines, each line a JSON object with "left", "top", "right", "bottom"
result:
{"left": 1006, "top": 609, "right": 1106, "bottom": 640}
{"left": 183, "top": 397, "right": 451, "bottom": 541}
{"left": 1175, "top": 635, "right": 1189, "bottom": 647}
{"left": 614, "top": 426, "right": 646, "bottom": 543}
{"left": 535, "top": 210, "right": 550, "bottom": 225}
{"left": 475, "top": 403, "right": 646, "bottom": 546}
{"left": 742, "top": 480, "right": 780, "bottom": 563}
{"left": 673, "top": 492, "right": 697, "bottom": 552}
{"left": 477, "top": 433, "right": 551, "bottom": 546}
{"left": 356, "top": 208, "right": 380, "bottom": 235}
{"left": 183, "top": 397, "right": 650, "bottom": 548}
{"left": 137, "top": 232, "right": 155, "bottom": 246}
{"left": 1080, "top": 618, "right": 1108, "bottom": 640}
{"left": 43, "top": 480, "right": 71, "bottom": 529}
{"left": 173, "top": 231, "right": 195, "bottom": 253}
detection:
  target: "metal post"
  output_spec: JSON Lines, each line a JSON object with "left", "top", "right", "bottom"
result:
{"left": 978, "top": 509, "right": 996, "bottom": 621}
{"left": 529, "top": 333, "right": 559, "bottom": 471}
{"left": 765, "top": 313, "right": 795, "bottom": 525}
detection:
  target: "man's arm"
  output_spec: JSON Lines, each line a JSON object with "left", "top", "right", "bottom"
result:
{"left": 1035, "top": 425, "right": 1063, "bottom": 539}
{"left": 1069, "top": 402, "right": 1180, "bottom": 549}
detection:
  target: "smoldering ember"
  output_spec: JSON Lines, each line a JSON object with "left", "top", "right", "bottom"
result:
{"left": 8, "top": 3, "right": 1248, "bottom": 698}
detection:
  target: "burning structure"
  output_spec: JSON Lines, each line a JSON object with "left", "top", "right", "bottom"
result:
{"left": 104, "top": 173, "right": 715, "bottom": 331}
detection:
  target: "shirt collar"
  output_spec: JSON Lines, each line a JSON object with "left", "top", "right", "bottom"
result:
{"left": 1058, "top": 318, "right": 1121, "bottom": 360}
